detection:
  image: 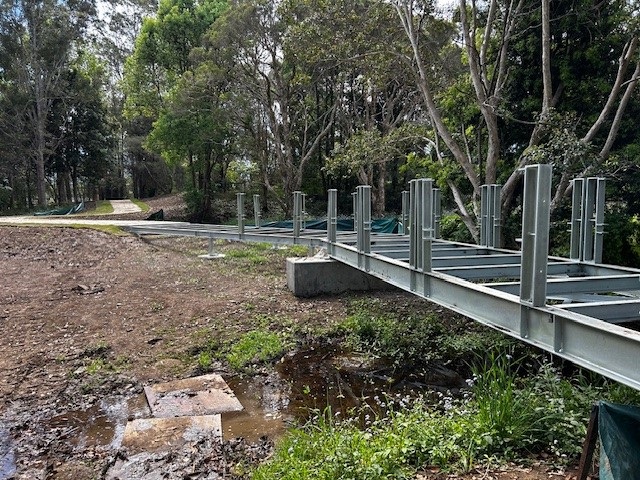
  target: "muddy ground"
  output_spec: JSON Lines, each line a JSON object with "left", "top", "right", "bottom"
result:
{"left": 0, "top": 200, "right": 586, "bottom": 479}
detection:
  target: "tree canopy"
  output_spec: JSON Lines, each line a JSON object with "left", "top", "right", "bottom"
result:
{"left": 2, "top": 0, "right": 640, "bottom": 255}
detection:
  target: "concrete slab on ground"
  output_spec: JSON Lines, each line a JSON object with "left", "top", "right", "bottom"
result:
{"left": 144, "top": 373, "right": 243, "bottom": 418}
{"left": 286, "top": 256, "right": 397, "bottom": 297}
{"left": 121, "top": 415, "right": 222, "bottom": 454}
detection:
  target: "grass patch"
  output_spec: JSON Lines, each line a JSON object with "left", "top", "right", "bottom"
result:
{"left": 130, "top": 198, "right": 150, "bottom": 212}
{"left": 227, "top": 329, "right": 287, "bottom": 371}
{"left": 93, "top": 200, "right": 114, "bottom": 215}
{"left": 337, "top": 298, "right": 513, "bottom": 369}
{"left": 67, "top": 224, "right": 127, "bottom": 236}
{"left": 252, "top": 352, "right": 640, "bottom": 478}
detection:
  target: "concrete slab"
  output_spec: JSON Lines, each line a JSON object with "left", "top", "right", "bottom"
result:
{"left": 121, "top": 415, "right": 222, "bottom": 454}
{"left": 144, "top": 374, "right": 243, "bottom": 418}
{"left": 286, "top": 256, "right": 396, "bottom": 297}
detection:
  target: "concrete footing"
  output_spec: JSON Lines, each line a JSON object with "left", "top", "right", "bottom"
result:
{"left": 286, "top": 256, "right": 395, "bottom": 297}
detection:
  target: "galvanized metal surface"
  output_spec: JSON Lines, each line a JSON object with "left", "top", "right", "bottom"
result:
{"left": 123, "top": 165, "right": 640, "bottom": 390}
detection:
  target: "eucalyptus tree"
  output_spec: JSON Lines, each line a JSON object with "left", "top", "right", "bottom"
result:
{"left": 393, "top": 0, "right": 640, "bottom": 241}
{"left": 0, "top": 0, "right": 96, "bottom": 206}
{"left": 47, "top": 52, "right": 112, "bottom": 203}
{"left": 207, "top": 0, "right": 341, "bottom": 215}
{"left": 122, "top": 0, "right": 228, "bottom": 197}
{"left": 287, "top": 0, "right": 429, "bottom": 216}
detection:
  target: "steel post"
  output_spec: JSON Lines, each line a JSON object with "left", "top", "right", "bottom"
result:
{"left": 481, "top": 185, "right": 489, "bottom": 246}
{"left": 421, "top": 179, "right": 434, "bottom": 273}
{"left": 520, "top": 164, "right": 552, "bottom": 308}
{"left": 433, "top": 188, "right": 442, "bottom": 239}
{"left": 480, "top": 184, "right": 502, "bottom": 247}
{"left": 236, "top": 193, "right": 245, "bottom": 237}
{"left": 570, "top": 178, "right": 584, "bottom": 260}
{"left": 293, "top": 191, "right": 303, "bottom": 238}
{"left": 327, "top": 189, "right": 337, "bottom": 255}
{"left": 253, "top": 194, "right": 261, "bottom": 229}
{"left": 352, "top": 192, "right": 358, "bottom": 232}
{"left": 570, "top": 177, "right": 606, "bottom": 263}
{"left": 582, "top": 179, "right": 596, "bottom": 262}
{"left": 356, "top": 185, "right": 371, "bottom": 270}
{"left": 409, "top": 179, "right": 423, "bottom": 269}
{"left": 491, "top": 184, "right": 502, "bottom": 248}
{"left": 594, "top": 178, "right": 606, "bottom": 264}
{"left": 401, "top": 190, "right": 409, "bottom": 235}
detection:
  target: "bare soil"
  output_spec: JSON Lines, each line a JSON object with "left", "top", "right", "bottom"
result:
{"left": 0, "top": 205, "right": 587, "bottom": 479}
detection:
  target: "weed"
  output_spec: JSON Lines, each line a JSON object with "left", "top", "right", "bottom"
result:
{"left": 86, "top": 358, "right": 106, "bottom": 375}
{"left": 227, "top": 330, "right": 286, "bottom": 371}
{"left": 149, "top": 301, "right": 165, "bottom": 312}
{"left": 197, "top": 351, "right": 214, "bottom": 371}
{"left": 83, "top": 341, "right": 110, "bottom": 358}
{"left": 252, "top": 351, "right": 626, "bottom": 478}
{"left": 284, "top": 245, "right": 310, "bottom": 257}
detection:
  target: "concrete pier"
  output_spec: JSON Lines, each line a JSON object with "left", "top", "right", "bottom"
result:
{"left": 286, "top": 256, "right": 395, "bottom": 297}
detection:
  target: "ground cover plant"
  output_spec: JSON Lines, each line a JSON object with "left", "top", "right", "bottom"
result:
{"left": 252, "top": 352, "right": 640, "bottom": 479}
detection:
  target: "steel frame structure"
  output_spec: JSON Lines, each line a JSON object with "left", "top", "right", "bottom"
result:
{"left": 124, "top": 164, "right": 640, "bottom": 390}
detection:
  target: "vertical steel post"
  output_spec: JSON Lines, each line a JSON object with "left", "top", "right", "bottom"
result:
{"left": 582, "top": 179, "right": 597, "bottom": 263}
{"left": 421, "top": 179, "right": 434, "bottom": 273}
{"left": 327, "top": 189, "right": 337, "bottom": 255}
{"left": 356, "top": 185, "right": 371, "bottom": 271}
{"left": 401, "top": 190, "right": 410, "bottom": 235}
{"left": 570, "top": 177, "right": 606, "bottom": 263}
{"left": 480, "top": 184, "right": 489, "bottom": 246}
{"left": 236, "top": 193, "right": 245, "bottom": 237}
{"left": 293, "top": 191, "right": 303, "bottom": 238}
{"left": 302, "top": 193, "right": 307, "bottom": 231}
{"left": 432, "top": 188, "right": 441, "bottom": 239}
{"left": 491, "top": 184, "right": 502, "bottom": 248}
{"left": 570, "top": 178, "right": 584, "bottom": 261}
{"left": 409, "top": 180, "right": 418, "bottom": 269}
{"left": 520, "top": 164, "right": 552, "bottom": 308}
{"left": 480, "top": 184, "right": 502, "bottom": 248}
{"left": 594, "top": 178, "right": 606, "bottom": 264}
{"left": 253, "top": 194, "right": 261, "bottom": 229}
{"left": 352, "top": 192, "right": 358, "bottom": 232}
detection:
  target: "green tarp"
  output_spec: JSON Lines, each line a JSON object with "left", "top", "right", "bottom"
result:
{"left": 599, "top": 401, "right": 640, "bottom": 479}
{"left": 261, "top": 217, "right": 399, "bottom": 233}
{"left": 33, "top": 202, "right": 85, "bottom": 216}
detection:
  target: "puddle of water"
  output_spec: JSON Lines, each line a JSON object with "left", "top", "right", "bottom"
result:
{"left": 276, "top": 345, "right": 418, "bottom": 418}
{"left": 47, "top": 394, "right": 149, "bottom": 450}
{"left": 44, "top": 346, "right": 460, "bottom": 447}
{"left": 223, "top": 374, "right": 292, "bottom": 442}
{"left": 0, "top": 427, "right": 16, "bottom": 480}
{"left": 223, "top": 344, "right": 434, "bottom": 441}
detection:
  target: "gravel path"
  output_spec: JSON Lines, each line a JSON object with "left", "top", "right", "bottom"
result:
{"left": 109, "top": 199, "right": 142, "bottom": 214}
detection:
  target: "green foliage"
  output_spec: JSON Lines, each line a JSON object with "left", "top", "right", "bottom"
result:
{"left": 440, "top": 213, "right": 474, "bottom": 244}
{"left": 601, "top": 210, "right": 640, "bottom": 267}
{"left": 338, "top": 299, "right": 508, "bottom": 368}
{"left": 227, "top": 330, "right": 286, "bottom": 371}
{"left": 252, "top": 352, "right": 633, "bottom": 478}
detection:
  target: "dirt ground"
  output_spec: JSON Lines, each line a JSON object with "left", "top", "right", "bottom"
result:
{"left": 0, "top": 197, "right": 588, "bottom": 479}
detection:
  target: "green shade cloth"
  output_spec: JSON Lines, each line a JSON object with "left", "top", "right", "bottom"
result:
{"left": 599, "top": 401, "right": 640, "bottom": 480}
{"left": 261, "top": 217, "right": 399, "bottom": 233}
{"left": 33, "top": 202, "right": 85, "bottom": 216}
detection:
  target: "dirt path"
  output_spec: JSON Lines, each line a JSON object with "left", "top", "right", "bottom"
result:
{"left": 108, "top": 200, "right": 141, "bottom": 215}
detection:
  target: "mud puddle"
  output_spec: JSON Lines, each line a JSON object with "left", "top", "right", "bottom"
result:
{"left": 45, "top": 344, "right": 462, "bottom": 449}
{"left": 0, "top": 426, "right": 16, "bottom": 479}
{"left": 223, "top": 343, "right": 461, "bottom": 441}
{"left": 46, "top": 394, "right": 149, "bottom": 451}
